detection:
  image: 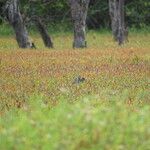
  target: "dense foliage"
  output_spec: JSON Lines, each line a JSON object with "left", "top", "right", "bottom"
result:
{"left": 88, "top": 0, "right": 150, "bottom": 28}
{"left": 0, "top": 0, "right": 150, "bottom": 28}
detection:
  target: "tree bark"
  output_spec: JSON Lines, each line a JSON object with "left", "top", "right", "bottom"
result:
{"left": 109, "top": 0, "right": 127, "bottom": 45}
{"left": 5, "top": 0, "right": 32, "bottom": 48}
{"left": 34, "top": 17, "right": 53, "bottom": 48}
{"left": 109, "top": 0, "right": 119, "bottom": 41}
{"left": 69, "top": 0, "right": 90, "bottom": 48}
{"left": 118, "top": 0, "right": 125, "bottom": 45}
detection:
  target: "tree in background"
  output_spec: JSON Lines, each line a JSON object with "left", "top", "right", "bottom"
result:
{"left": 22, "top": 0, "right": 53, "bottom": 48}
{"left": 33, "top": 16, "right": 53, "bottom": 48}
{"left": 109, "top": 0, "right": 127, "bottom": 45}
{"left": 69, "top": 0, "right": 90, "bottom": 48}
{"left": 118, "top": 0, "right": 126, "bottom": 45}
{"left": 1, "top": 0, "right": 149, "bottom": 48}
{"left": 109, "top": 0, "right": 118, "bottom": 41}
{"left": 5, "top": 0, "right": 33, "bottom": 48}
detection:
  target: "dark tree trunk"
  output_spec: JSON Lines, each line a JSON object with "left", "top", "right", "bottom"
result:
{"left": 118, "top": 0, "right": 125, "bottom": 45}
{"left": 109, "top": 0, "right": 119, "bottom": 41}
{"left": 5, "top": 0, "right": 33, "bottom": 48}
{"left": 34, "top": 17, "right": 53, "bottom": 48}
{"left": 109, "top": 0, "right": 127, "bottom": 45}
{"left": 69, "top": 0, "right": 90, "bottom": 48}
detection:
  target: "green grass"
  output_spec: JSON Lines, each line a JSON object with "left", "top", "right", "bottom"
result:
{"left": 0, "top": 94, "right": 150, "bottom": 150}
{"left": 0, "top": 22, "right": 72, "bottom": 37}
{"left": 0, "top": 24, "right": 14, "bottom": 37}
{"left": 0, "top": 23, "right": 150, "bottom": 36}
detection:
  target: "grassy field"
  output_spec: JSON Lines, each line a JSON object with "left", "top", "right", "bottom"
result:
{"left": 0, "top": 31, "right": 150, "bottom": 149}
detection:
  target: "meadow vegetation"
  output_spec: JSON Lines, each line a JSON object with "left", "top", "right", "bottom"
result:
{"left": 0, "top": 28, "right": 150, "bottom": 149}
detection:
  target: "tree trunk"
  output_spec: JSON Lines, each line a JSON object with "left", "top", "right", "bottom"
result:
{"left": 109, "top": 0, "right": 119, "bottom": 41}
{"left": 34, "top": 17, "right": 53, "bottom": 48}
{"left": 69, "top": 0, "right": 90, "bottom": 48}
{"left": 5, "top": 0, "right": 32, "bottom": 48}
{"left": 109, "top": 0, "right": 127, "bottom": 45}
{"left": 118, "top": 0, "right": 125, "bottom": 45}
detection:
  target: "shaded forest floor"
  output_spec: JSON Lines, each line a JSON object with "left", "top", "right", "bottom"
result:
{"left": 0, "top": 32, "right": 150, "bottom": 149}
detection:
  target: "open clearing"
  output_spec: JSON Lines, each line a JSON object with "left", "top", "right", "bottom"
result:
{"left": 0, "top": 32, "right": 150, "bottom": 149}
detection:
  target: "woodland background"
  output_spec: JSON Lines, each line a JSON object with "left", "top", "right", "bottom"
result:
{"left": 0, "top": 0, "right": 150, "bottom": 30}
